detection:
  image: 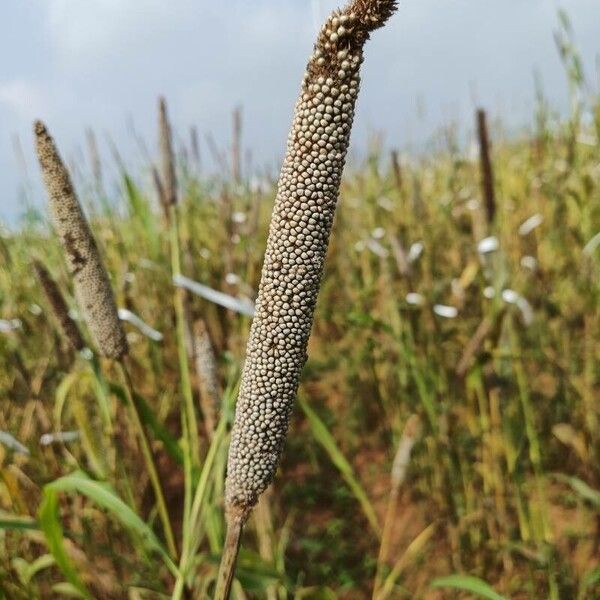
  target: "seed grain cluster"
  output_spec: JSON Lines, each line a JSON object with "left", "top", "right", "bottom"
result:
{"left": 33, "top": 260, "right": 85, "bottom": 352}
{"left": 35, "top": 121, "right": 128, "bottom": 360}
{"left": 194, "top": 319, "right": 220, "bottom": 439}
{"left": 225, "top": 0, "right": 398, "bottom": 514}
{"left": 159, "top": 97, "right": 177, "bottom": 208}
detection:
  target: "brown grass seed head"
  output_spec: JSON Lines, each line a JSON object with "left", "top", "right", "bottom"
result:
{"left": 34, "top": 121, "right": 128, "bottom": 360}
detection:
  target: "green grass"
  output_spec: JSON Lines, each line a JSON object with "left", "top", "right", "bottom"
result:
{"left": 0, "top": 40, "right": 599, "bottom": 598}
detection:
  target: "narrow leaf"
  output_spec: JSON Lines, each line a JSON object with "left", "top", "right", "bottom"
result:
{"left": 38, "top": 488, "right": 92, "bottom": 600}
{"left": 0, "top": 515, "right": 39, "bottom": 531}
{"left": 554, "top": 473, "right": 600, "bottom": 510}
{"left": 431, "top": 575, "right": 506, "bottom": 600}
{"left": 46, "top": 471, "right": 178, "bottom": 576}
{"left": 299, "top": 397, "right": 380, "bottom": 537}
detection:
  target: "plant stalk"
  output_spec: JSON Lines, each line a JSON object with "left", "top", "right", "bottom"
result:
{"left": 117, "top": 360, "right": 178, "bottom": 560}
{"left": 214, "top": 510, "right": 245, "bottom": 600}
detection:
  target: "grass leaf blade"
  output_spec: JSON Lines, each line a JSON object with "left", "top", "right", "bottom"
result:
{"left": 431, "top": 575, "right": 506, "bottom": 600}
{"left": 299, "top": 396, "right": 380, "bottom": 537}
{"left": 45, "top": 471, "right": 178, "bottom": 577}
{"left": 38, "top": 488, "right": 93, "bottom": 600}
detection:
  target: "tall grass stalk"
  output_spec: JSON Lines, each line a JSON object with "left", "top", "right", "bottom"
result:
{"left": 117, "top": 361, "right": 178, "bottom": 559}
{"left": 171, "top": 414, "right": 228, "bottom": 599}
{"left": 169, "top": 203, "right": 199, "bottom": 553}
{"left": 158, "top": 97, "right": 199, "bottom": 466}
{"left": 159, "top": 96, "right": 201, "bottom": 573}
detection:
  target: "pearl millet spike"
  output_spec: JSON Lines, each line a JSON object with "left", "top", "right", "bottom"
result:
{"left": 33, "top": 259, "right": 86, "bottom": 352}
{"left": 216, "top": 1, "right": 398, "bottom": 597}
{"left": 34, "top": 121, "right": 128, "bottom": 360}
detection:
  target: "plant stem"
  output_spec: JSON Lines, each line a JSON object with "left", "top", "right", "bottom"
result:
{"left": 169, "top": 203, "right": 199, "bottom": 466}
{"left": 214, "top": 509, "right": 245, "bottom": 600}
{"left": 171, "top": 415, "right": 227, "bottom": 600}
{"left": 169, "top": 202, "right": 199, "bottom": 576}
{"left": 117, "top": 360, "right": 178, "bottom": 560}
{"left": 89, "top": 352, "right": 114, "bottom": 437}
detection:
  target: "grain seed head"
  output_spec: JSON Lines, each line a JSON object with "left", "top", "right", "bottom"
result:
{"left": 34, "top": 121, "right": 128, "bottom": 360}
{"left": 225, "top": 0, "right": 398, "bottom": 517}
{"left": 158, "top": 97, "right": 178, "bottom": 207}
{"left": 194, "top": 319, "right": 220, "bottom": 440}
{"left": 33, "top": 260, "right": 86, "bottom": 352}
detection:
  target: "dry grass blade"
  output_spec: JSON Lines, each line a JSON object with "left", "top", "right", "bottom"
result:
{"left": 375, "top": 522, "right": 437, "bottom": 600}
{"left": 34, "top": 121, "right": 128, "bottom": 360}
{"left": 456, "top": 316, "right": 493, "bottom": 378}
{"left": 373, "top": 415, "right": 421, "bottom": 597}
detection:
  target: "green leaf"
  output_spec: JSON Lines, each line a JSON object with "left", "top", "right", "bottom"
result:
{"left": 45, "top": 471, "right": 178, "bottom": 577}
{"left": 38, "top": 488, "right": 93, "bottom": 600}
{"left": 0, "top": 514, "right": 39, "bottom": 532}
{"left": 299, "top": 397, "right": 380, "bottom": 537}
{"left": 13, "top": 554, "right": 56, "bottom": 586}
{"left": 579, "top": 567, "right": 600, "bottom": 599}
{"left": 554, "top": 474, "right": 600, "bottom": 510}
{"left": 54, "top": 370, "right": 82, "bottom": 428}
{"left": 431, "top": 575, "right": 506, "bottom": 600}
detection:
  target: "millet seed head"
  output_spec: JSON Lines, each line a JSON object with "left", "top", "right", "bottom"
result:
{"left": 34, "top": 121, "right": 128, "bottom": 360}
{"left": 158, "top": 97, "right": 178, "bottom": 207}
{"left": 33, "top": 259, "right": 86, "bottom": 352}
{"left": 194, "top": 319, "right": 221, "bottom": 440}
{"left": 225, "top": 0, "right": 398, "bottom": 515}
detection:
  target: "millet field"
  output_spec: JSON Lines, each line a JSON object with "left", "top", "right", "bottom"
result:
{"left": 0, "top": 3, "right": 599, "bottom": 599}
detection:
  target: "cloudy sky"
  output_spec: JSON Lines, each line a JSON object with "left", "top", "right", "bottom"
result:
{"left": 1, "top": 0, "right": 599, "bottom": 221}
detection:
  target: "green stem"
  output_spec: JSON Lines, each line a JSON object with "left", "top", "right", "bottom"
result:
{"left": 117, "top": 360, "right": 178, "bottom": 560}
{"left": 169, "top": 202, "right": 199, "bottom": 579}
{"left": 88, "top": 353, "right": 113, "bottom": 437}
{"left": 171, "top": 416, "right": 227, "bottom": 600}
{"left": 509, "top": 321, "right": 550, "bottom": 542}
{"left": 169, "top": 203, "right": 199, "bottom": 466}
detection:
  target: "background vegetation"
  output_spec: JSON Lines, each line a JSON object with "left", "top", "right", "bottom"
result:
{"left": 0, "top": 14, "right": 598, "bottom": 600}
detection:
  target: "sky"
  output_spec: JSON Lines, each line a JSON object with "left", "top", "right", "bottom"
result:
{"left": 1, "top": 0, "right": 599, "bottom": 222}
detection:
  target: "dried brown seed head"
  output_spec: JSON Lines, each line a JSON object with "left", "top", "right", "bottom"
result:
{"left": 194, "top": 319, "right": 220, "bottom": 440}
{"left": 158, "top": 97, "right": 177, "bottom": 207}
{"left": 33, "top": 259, "right": 86, "bottom": 352}
{"left": 34, "top": 121, "right": 128, "bottom": 359}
